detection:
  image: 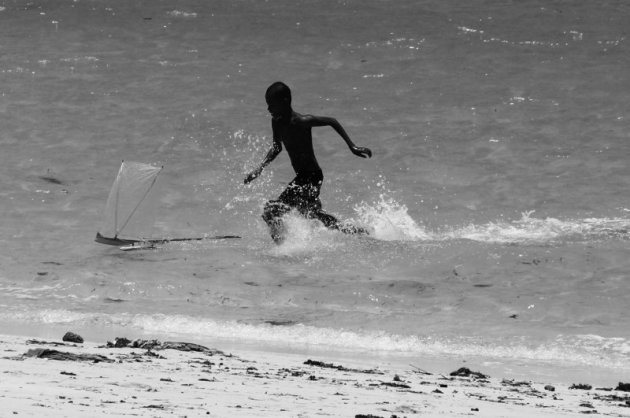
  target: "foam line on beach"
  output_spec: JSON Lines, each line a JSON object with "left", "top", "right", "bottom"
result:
{"left": 2, "top": 309, "right": 628, "bottom": 375}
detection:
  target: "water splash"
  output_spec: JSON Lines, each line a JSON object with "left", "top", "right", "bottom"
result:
{"left": 269, "top": 212, "right": 340, "bottom": 258}
{"left": 353, "top": 198, "right": 629, "bottom": 245}
{"left": 353, "top": 196, "right": 430, "bottom": 241}
{"left": 445, "top": 211, "right": 630, "bottom": 244}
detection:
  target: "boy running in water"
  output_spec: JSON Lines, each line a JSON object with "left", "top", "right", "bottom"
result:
{"left": 244, "top": 82, "right": 372, "bottom": 243}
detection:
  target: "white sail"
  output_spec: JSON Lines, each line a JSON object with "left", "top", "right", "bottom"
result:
{"left": 97, "top": 161, "right": 162, "bottom": 241}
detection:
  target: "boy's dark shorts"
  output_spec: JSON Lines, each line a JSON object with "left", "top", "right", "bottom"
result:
{"left": 262, "top": 170, "right": 341, "bottom": 233}
{"left": 275, "top": 170, "right": 324, "bottom": 214}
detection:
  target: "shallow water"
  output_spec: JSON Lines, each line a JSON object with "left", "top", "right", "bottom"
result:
{"left": 1, "top": 0, "right": 629, "bottom": 384}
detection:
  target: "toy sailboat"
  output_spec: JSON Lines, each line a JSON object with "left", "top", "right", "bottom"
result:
{"left": 95, "top": 161, "right": 239, "bottom": 251}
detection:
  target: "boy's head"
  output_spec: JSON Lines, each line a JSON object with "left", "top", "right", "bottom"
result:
{"left": 265, "top": 82, "right": 292, "bottom": 122}
{"left": 265, "top": 81, "right": 291, "bottom": 105}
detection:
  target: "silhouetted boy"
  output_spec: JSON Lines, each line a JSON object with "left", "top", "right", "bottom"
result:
{"left": 244, "top": 82, "right": 372, "bottom": 243}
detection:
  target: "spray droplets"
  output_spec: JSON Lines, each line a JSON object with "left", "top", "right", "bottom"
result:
{"left": 354, "top": 197, "right": 429, "bottom": 241}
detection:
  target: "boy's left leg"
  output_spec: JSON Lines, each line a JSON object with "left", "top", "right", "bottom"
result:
{"left": 310, "top": 209, "right": 340, "bottom": 229}
{"left": 309, "top": 209, "right": 368, "bottom": 235}
{"left": 289, "top": 172, "right": 341, "bottom": 230}
{"left": 263, "top": 174, "right": 317, "bottom": 243}
{"left": 262, "top": 200, "right": 291, "bottom": 243}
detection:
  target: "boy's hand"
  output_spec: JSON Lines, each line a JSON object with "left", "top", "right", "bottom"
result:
{"left": 351, "top": 145, "right": 372, "bottom": 158}
{"left": 244, "top": 168, "right": 262, "bottom": 184}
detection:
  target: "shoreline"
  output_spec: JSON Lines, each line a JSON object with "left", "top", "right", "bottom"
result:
{"left": 1, "top": 332, "right": 628, "bottom": 417}
{"left": 0, "top": 319, "right": 626, "bottom": 387}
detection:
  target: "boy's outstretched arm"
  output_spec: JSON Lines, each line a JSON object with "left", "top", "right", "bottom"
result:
{"left": 244, "top": 139, "right": 282, "bottom": 184}
{"left": 306, "top": 115, "right": 372, "bottom": 158}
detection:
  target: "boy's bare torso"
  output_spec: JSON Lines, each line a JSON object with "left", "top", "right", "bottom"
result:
{"left": 273, "top": 112, "right": 321, "bottom": 174}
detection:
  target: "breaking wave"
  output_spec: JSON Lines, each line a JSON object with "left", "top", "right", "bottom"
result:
{"left": 353, "top": 198, "right": 629, "bottom": 244}
{"left": 2, "top": 308, "right": 628, "bottom": 373}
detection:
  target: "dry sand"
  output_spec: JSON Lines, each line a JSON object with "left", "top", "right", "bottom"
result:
{"left": 0, "top": 333, "right": 628, "bottom": 417}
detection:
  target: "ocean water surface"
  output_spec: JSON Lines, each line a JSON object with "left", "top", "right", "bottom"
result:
{"left": 1, "top": 0, "right": 629, "bottom": 384}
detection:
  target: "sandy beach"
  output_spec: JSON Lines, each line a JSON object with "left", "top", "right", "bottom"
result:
{"left": 1, "top": 333, "right": 628, "bottom": 417}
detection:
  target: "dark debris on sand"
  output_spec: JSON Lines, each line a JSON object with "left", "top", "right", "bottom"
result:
{"left": 379, "top": 381, "right": 411, "bottom": 389}
{"left": 23, "top": 348, "right": 114, "bottom": 363}
{"left": 18, "top": 335, "right": 235, "bottom": 365}
{"left": 62, "top": 332, "right": 84, "bottom": 344}
{"left": 450, "top": 367, "right": 489, "bottom": 379}
{"left": 104, "top": 337, "right": 230, "bottom": 357}
{"left": 355, "top": 415, "right": 402, "bottom": 418}
{"left": 569, "top": 383, "right": 593, "bottom": 390}
{"left": 616, "top": 382, "right": 630, "bottom": 392}
{"left": 304, "top": 359, "right": 384, "bottom": 375}
{"left": 26, "top": 339, "right": 77, "bottom": 347}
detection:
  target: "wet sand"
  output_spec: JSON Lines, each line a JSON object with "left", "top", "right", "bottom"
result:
{"left": 1, "top": 333, "right": 628, "bottom": 417}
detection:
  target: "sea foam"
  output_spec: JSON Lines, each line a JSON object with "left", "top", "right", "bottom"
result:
{"left": 353, "top": 199, "right": 629, "bottom": 244}
{"left": 2, "top": 308, "right": 628, "bottom": 373}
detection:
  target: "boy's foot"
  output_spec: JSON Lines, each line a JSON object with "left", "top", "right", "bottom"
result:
{"left": 339, "top": 223, "right": 370, "bottom": 235}
{"left": 268, "top": 218, "right": 286, "bottom": 244}
{"left": 271, "top": 233, "right": 285, "bottom": 245}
